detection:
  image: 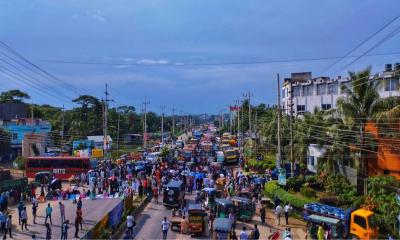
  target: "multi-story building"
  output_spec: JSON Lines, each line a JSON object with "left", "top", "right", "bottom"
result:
{"left": 0, "top": 118, "right": 52, "bottom": 157}
{"left": 282, "top": 63, "right": 400, "bottom": 116}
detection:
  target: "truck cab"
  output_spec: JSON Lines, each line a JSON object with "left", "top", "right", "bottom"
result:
{"left": 350, "top": 209, "right": 378, "bottom": 240}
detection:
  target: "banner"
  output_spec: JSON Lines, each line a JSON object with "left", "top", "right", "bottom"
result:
{"left": 92, "top": 149, "right": 104, "bottom": 158}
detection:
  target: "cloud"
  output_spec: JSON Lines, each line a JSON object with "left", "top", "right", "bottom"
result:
{"left": 136, "top": 59, "right": 169, "bottom": 65}
{"left": 91, "top": 11, "right": 107, "bottom": 22}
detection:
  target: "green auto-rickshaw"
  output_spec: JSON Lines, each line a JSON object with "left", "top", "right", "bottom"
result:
{"left": 230, "top": 196, "right": 255, "bottom": 222}
{"left": 214, "top": 198, "right": 234, "bottom": 218}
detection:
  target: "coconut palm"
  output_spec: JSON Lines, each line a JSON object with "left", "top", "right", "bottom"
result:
{"left": 336, "top": 67, "right": 400, "bottom": 177}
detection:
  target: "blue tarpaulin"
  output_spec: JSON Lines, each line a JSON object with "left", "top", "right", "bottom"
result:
{"left": 108, "top": 201, "right": 123, "bottom": 227}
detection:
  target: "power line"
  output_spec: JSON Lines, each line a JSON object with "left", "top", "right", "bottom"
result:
{"left": 37, "top": 52, "right": 400, "bottom": 67}
{"left": 333, "top": 26, "right": 400, "bottom": 75}
{"left": 320, "top": 13, "right": 400, "bottom": 75}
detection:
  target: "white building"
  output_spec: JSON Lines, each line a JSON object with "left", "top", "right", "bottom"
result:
{"left": 307, "top": 144, "right": 328, "bottom": 173}
{"left": 282, "top": 64, "right": 400, "bottom": 116}
{"left": 87, "top": 135, "right": 112, "bottom": 150}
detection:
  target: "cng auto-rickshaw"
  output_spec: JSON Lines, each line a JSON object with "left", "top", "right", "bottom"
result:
{"left": 201, "top": 187, "right": 224, "bottom": 209}
{"left": 163, "top": 180, "right": 185, "bottom": 208}
{"left": 215, "top": 198, "right": 234, "bottom": 218}
{"left": 230, "top": 196, "right": 255, "bottom": 222}
{"left": 188, "top": 203, "right": 206, "bottom": 235}
{"left": 213, "top": 218, "right": 232, "bottom": 240}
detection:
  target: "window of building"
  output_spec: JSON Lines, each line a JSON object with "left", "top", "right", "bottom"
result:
{"left": 309, "top": 156, "right": 314, "bottom": 166}
{"left": 321, "top": 104, "right": 331, "bottom": 110}
{"left": 327, "top": 83, "right": 338, "bottom": 94}
{"left": 281, "top": 89, "right": 286, "bottom": 98}
{"left": 384, "top": 169, "right": 390, "bottom": 175}
{"left": 385, "top": 78, "right": 399, "bottom": 91}
{"left": 293, "top": 86, "right": 301, "bottom": 97}
{"left": 316, "top": 84, "right": 326, "bottom": 95}
{"left": 303, "top": 85, "right": 313, "bottom": 96}
{"left": 12, "top": 133, "right": 18, "bottom": 140}
{"left": 354, "top": 216, "right": 367, "bottom": 229}
{"left": 297, "top": 105, "right": 306, "bottom": 114}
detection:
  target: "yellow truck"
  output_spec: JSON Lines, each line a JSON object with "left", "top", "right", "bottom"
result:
{"left": 304, "top": 203, "right": 378, "bottom": 239}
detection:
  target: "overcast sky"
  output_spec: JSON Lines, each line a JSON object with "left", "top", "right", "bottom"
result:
{"left": 0, "top": 0, "right": 399, "bottom": 114}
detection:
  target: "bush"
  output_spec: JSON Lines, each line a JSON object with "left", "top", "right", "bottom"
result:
{"left": 285, "top": 176, "right": 305, "bottom": 192}
{"left": 319, "top": 197, "right": 339, "bottom": 206}
{"left": 300, "top": 186, "right": 316, "bottom": 199}
{"left": 265, "top": 181, "right": 313, "bottom": 209}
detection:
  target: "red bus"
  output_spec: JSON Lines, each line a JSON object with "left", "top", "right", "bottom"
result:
{"left": 25, "top": 156, "right": 90, "bottom": 179}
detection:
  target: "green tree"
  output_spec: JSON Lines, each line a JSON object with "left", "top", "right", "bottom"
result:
{"left": 336, "top": 67, "right": 400, "bottom": 177}
{"left": 0, "top": 89, "right": 30, "bottom": 103}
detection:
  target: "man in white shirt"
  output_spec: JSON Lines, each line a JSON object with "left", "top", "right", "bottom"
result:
{"left": 240, "top": 226, "right": 248, "bottom": 240}
{"left": 275, "top": 204, "right": 283, "bottom": 226}
{"left": 126, "top": 214, "right": 135, "bottom": 235}
{"left": 161, "top": 216, "right": 170, "bottom": 240}
{"left": 284, "top": 203, "right": 293, "bottom": 225}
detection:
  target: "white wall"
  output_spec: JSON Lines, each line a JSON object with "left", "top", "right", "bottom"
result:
{"left": 307, "top": 144, "right": 328, "bottom": 173}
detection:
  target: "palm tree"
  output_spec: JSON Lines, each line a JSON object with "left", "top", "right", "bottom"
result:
{"left": 336, "top": 67, "right": 400, "bottom": 178}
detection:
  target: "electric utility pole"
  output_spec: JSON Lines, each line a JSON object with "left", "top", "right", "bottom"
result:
{"left": 229, "top": 105, "right": 233, "bottom": 133}
{"left": 61, "top": 105, "right": 65, "bottom": 148}
{"left": 103, "top": 84, "right": 113, "bottom": 159}
{"left": 276, "top": 74, "right": 282, "bottom": 169}
{"left": 160, "top": 106, "right": 165, "bottom": 144}
{"left": 117, "top": 110, "right": 121, "bottom": 150}
{"left": 172, "top": 108, "right": 176, "bottom": 140}
{"left": 289, "top": 80, "right": 294, "bottom": 177}
{"left": 237, "top": 99, "right": 240, "bottom": 140}
{"left": 142, "top": 99, "right": 150, "bottom": 149}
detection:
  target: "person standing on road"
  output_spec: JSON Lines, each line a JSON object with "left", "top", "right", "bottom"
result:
{"left": 74, "top": 217, "right": 80, "bottom": 238}
{"left": 3, "top": 215, "right": 12, "bottom": 239}
{"left": 126, "top": 214, "right": 135, "bottom": 236}
{"left": 239, "top": 226, "right": 248, "bottom": 240}
{"left": 45, "top": 203, "right": 53, "bottom": 225}
{"left": 32, "top": 200, "right": 37, "bottom": 224}
{"left": 252, "top": 224, "right": 260, "bottom": 240}
{"left": 284, "top": 203, "right": 292, "bottom": 225}
{"left": 76, "top": 206, "right": 83, "bottom": 230}
{"left": 21, "top": 207, "right": 28, "bottom": 231}
{"left": 17, "top": 201, "right": 24, "bottom": 225}
{"left": 161, "top": 216, "right": 170, "bottom": 240}
{"left": 260, "top": 206, "right": 266, "bottom": 225}
{"left": 59, "top": 202, "right": 66, "bottom": 223}
{"left": 275, "top": 204, "right": 283, "bottom": 226}
{"left": 45, "top": 223, "right": 51, "bottom": 240}
{"left": 61, "top": 220, "right": 69, "bottom": 240}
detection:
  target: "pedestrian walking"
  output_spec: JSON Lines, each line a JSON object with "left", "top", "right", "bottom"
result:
{"left": 252, "top": 224, "right": 260, "bottom": 240}
{"left": 45, "top": 223, "right": 51, "bottom": 240}
{"left": 59, "top": 202, "right": 66, "bottom": 223}
{"left": 17, "top": 201, "right": 24, "bottom": 225}
{"left": 275, "top": 204, "right": 283, "bottom": 226}
{"left": 126, "top": 214, "right": 135, "bottom": 236}
{"left": 32, "top": 202, "right": 37, "bottom": 224}
{"left": 21, "top": 207, "right": 28, "bottom": 231}
{"left": 61, "top": 220, "right": 69, "bottom": 240}
{"left": 3, "top": 215, "right": 12, "bottom": 239}
{"left": 284, "top": 203, "right": 292, "bottom": 225}
{"left": 45, "top": 203, "right": 53, "bottom": 225}
{"left": 77, "top": 206, "right": 83, "bottom": 229}
{"left": 260, "top": 206, "right": 266, "bottom": 225}
{"left": 161, "top": 216, "right": 170, "bottom": 240}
